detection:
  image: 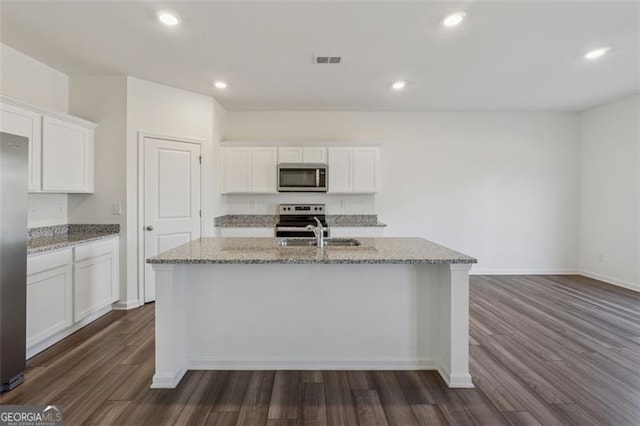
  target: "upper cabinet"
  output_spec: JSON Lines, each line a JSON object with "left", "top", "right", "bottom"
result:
{"left": 222, "top": 143, "right": 379, "bottom": 195}
{"left": 278, "top": 146, "right": 327, "bottom": 164}
{"left": 42, "top": 117, "right": 94, "bottom": 193}
{"left": 0, "top": 103, "right": 42, "bottom": 191}
{"left": 222, "top": 146, "right": 277, "bottom": 193}
{"left": 328, "top": 147, "right": 380, "bottom": 194}
{"left": 0, "top": 96, "right": 96, "bottom": 193}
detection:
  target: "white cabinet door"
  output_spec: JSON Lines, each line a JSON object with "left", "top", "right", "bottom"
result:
{"left": 251, "top": 147, "right": 277, "bottom": 193}
{"left": 328, "top": 147, "right": 353, "bottom": 193}
{"left": 0, "top": 103, "right": 42, "bottom": 192}
{"left": 278, "top": 147, "right": 303, "bottom": 163}
{"left": 353, "top": 147, "right": 380, "bottom": 193}
{"left": 73, "top": 238, "right": 119, "bottom": 322}
{"left": 42, "top": 116, "right": 94, "bottom": 193}
{"left": 222, "top": 147, "right": 252, "bottom": 193}
{"left": 278, "top": 147, "right": 326, "bottom": 163}
{"left": 223, "top": 146, "right": 277, "bottom": 193}
{"left": 303, "top": 147, "right": 327, "bottom": 163}
{"left": 26, "top": 250, "right": 73, "bottom": 347}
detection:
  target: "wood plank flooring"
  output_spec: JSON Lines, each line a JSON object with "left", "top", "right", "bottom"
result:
{"left": 1, "top": 275, "right": 639, "bottom": 425}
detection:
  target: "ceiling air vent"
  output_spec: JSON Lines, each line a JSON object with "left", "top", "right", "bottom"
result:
{"left": 313, "top": 56, "right": 342, "bottom": 64}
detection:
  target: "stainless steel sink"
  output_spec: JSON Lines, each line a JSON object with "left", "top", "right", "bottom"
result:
{"left": 278, "top": 238, "right": 361, "bottom": 247}
{"left": 325, "top": 239, "right": 361, "bottom": 247}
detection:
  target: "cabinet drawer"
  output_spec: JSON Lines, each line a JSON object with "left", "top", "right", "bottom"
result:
{"left": 27, "top": 249, "right": 72, "bottom": 275}
{"left": 74, "top": 238, "right": 117, "bottom": 262}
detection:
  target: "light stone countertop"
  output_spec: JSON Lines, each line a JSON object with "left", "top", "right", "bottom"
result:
{"left": 28, "top": 224, "right": 120, "bottom": 255}
{"left": 147, "top": 237, "right": 476, "bottom": 265}
{"left": 214, "top": 214, "right": 386, "bottom": 227}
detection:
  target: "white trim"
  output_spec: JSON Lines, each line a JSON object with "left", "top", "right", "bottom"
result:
{"left": 151, "top": 366, "right": 187, "bottom": 389}
{"left": 187, "top": 356, "right": 436, "bottom": 371}
{"left": 137, "top": 132, "right": 204, "bottom": 305}
{"left": 112, "top": 299, "right": 141, "bottom": 310}
{"left": 579, "top": 270, "right": 640, "bottom": 293}
{"left": 437, "top": 363, "right": 474, "bottom": 388}
{"left": 1, "top": 94, "right": 97, "bottom": 128}
{"left": 471, "top": 269, "right": 579, "bottom": 275}
{"left": 27, "top": 305, "right": 113, "bottom": 359}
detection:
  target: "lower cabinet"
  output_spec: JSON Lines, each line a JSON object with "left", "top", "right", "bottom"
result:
{"left": 26, "top": 237, "right": 119, "bottom": 357}
{"left": 73, "top": 239, "right": 119, "bottom": 322}
{"left": 26, "top": 250, "right": 73, "bottom": 348}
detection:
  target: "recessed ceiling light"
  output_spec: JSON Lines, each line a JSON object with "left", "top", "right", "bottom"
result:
{"left": 442, "top": 12, "right": 466, "bottom": 28}
{"left": 584, "top": 47, "right": 610, "bottom": 60}
{"left": 158, "top": 12, "right": 179, "bottom": 26}
{"left": 214, "top": 81, "right": 228, "bottom": 90}
{"left": 391, "top": 81, "right": 406, "bottom": 90}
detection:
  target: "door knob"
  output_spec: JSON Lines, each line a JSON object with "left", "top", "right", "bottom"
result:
{"left": 146, "top": 225, "right": 154, "bottom": 231}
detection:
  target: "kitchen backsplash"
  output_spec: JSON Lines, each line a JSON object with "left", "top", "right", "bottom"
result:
{"left": 224, "top": 194, "right": 376, "bottom": 215}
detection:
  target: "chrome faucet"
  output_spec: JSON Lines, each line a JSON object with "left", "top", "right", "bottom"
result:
{"left": 306, "top": 217, "right": 326, "bottom": 248}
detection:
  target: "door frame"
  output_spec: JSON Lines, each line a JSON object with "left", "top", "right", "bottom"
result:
{"left": 137, "top": 131, "right": 204, "bottom": 305}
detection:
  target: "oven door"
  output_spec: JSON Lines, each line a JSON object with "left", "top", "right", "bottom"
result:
{"left": 278, "top": 164, "right": 327, "bottom": 192}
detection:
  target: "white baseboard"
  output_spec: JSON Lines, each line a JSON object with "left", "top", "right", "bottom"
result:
{"left": 471, "top": 269, "right": 579, "bottom": 275}
{"left": 437, "top": 363, "right": 474, "bottom": 388}
{"left": 112, "top": 299, "right": 140, "bottom": 310}
{"left": 27, "top": 305, "right": 113, "bottom": 359}
{"left": 187, "top": 357, "right": 436, "bottom": 371}
{"left": 579, "top": 270, "right": 640, "bottom": 293}
{"left": 151, "top": 367, "right": 187, "bottom": 389}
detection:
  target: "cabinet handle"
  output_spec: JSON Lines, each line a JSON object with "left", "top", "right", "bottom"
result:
{"left": 146, "top": 226, "right": 154, "bottom": 231}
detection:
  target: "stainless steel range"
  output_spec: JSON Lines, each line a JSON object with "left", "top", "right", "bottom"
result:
{"left": 275, "top": 204, "right": 329, "bottom": 238}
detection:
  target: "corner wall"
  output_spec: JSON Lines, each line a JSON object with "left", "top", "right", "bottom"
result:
{"left": 68, "top": 75, "right": 128, "bottom": 305}
{"left": 125, "top": 77, "right": 226, "bottom": 305}
{"left": 578, "top": 94, "right": 640, "bottom": 291}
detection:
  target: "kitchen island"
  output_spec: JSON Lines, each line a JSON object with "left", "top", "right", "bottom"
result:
{"left": 147, "top": 237, "right": 477, "bottom": 389}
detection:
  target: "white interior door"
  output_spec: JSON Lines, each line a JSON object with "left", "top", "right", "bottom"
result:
{"left": 144, "top": 137, "right": 201, "bottom": 303}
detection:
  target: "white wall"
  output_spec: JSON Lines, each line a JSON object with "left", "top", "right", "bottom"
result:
{"left": 0, "top": 43, "right": 68, "bottom": 111}
{"left": 68, "top": 75, "right": 128, "bottom": 304}
{"left": 578, "top": 94, "right": 640, "bottom": 291}
{"left": 225, "top": 111, "right": 580, "bottom": 274}
{"left": 0, "top": 43, "right": 69, "bottom": 227}
{"left": 126, "top": 76, "right": 226, "bottom": 305}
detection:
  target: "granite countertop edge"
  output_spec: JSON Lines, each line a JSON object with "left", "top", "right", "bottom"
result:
{"left": 148, "top": 258, "right": 476, "bottom": 265}
{"left": 28, "top": 224, "right": 121, "bottom": 255}
{"left": 214, "top": 215, "right": 387, "bottom": 228}
{"left": 147, "top": 237, "right": 477, "bottom": 265}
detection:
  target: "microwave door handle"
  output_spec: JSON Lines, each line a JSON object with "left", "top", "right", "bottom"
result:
{"left": 316, "top": 169, "right": 320, "bottom": 187}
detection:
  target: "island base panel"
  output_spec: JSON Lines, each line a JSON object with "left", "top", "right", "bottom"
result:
{"left": 152, "top": 263, "right": 472, "bottom": 388}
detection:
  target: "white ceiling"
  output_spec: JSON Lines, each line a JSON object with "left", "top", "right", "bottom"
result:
{"left": 1, "top": 1, "right": 639, "bottom": 112}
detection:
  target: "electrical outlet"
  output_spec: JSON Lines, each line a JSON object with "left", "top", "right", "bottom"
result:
{"left": 57, "top": 205, "right": 64, "bottom": 216}
{"left": 598, "top": 254, "right": 605, "bottom": 263}
{"left": 249, "top": 200, "right": 257, "bottom": 210}
{"left": 340, "top": 199, "right": 346, "bottom": 209}
{"left": 30, "top": 207, "right": 37, "bottom": 215}
{"left": 112, "top": 202, "right": 122, "bottom": 216}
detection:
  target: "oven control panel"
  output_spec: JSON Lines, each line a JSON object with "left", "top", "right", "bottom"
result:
{"left": 279, "top": 204, "right": 325, "bottom": 215}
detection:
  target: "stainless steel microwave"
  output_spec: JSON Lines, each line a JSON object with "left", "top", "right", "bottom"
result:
{"left": 277, "top": 163, "right": 327, "bottom": 192}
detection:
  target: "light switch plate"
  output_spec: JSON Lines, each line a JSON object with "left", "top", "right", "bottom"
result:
{"left": 112, "top": 202, "right": 122, "bottom": 216}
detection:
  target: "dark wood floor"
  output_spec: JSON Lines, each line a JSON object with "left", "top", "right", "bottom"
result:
{"left": 2, "top": 275, "right": 639, "bottom": 425}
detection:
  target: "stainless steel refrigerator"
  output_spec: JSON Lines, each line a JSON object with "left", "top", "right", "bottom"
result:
{"left": 0, "top": 132, "right": 28, "bottom": 392}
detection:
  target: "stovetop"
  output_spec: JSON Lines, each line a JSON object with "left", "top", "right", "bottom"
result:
{"left": 276, "top": 204, "right": 327, "bottom": 228}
